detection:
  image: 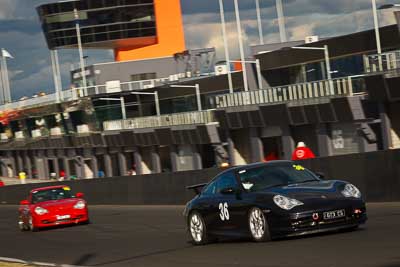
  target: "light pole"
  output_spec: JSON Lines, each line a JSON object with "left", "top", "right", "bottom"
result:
{"left": 170, "top": 84, "right": 202, "bottom": 111}
{"left": 74, "top": 8, "right": 87, "bottom": 90}
{"left": 255, "top": 0, "right": 287, "bottom": 44}
{"left": 0, "top": 48, "right": 13, "bottom": 103}
{"left": 371, "top": 0, "right": 383, "bottom": 70}
{"left": 233, "top": 0, "right": 249, "bottom": 92}
{"left": 255, "top": 0, "right": 264, "bottom": 45}
{"left": 218, "top": 0, "right": 234, "bottom": 93}
{"left": 50, "top": 50, "right": 62, "bottom": 103}
{"left": 276, "top": 0, "right": 287, "bottom": 43}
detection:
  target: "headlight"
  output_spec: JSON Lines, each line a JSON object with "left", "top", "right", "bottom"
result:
{"left": 341, "top": 184, "right": 361, "bottom": 198}
{"left": 273, "top": 195, "right": 304, "bottom": 210}
{"left": 34, "top": 206, "right": 48, "bottom": 215}
{"left": 74, "top": 201, "right": 86, "bottom": 209}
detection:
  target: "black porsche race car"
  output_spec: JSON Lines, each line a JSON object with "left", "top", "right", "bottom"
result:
{"left": 184, "top": 161, "right": 367, "bottom": 245}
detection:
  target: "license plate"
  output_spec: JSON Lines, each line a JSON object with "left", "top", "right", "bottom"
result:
{"left": 323, "top": 209, "right": 345, "bottom": 220}
{"left": 56, "top": 215, "right": 70, "bottom": 220}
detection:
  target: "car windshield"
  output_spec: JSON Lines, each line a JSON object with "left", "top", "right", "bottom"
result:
{"left": 238, "top": 163, "right": 319, "bottom": 192}
{"left": 31, "top": 187, "right": 73, "bottom": 204}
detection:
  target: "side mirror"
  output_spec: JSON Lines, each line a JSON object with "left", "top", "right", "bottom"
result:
{"left": 20, "top": 200, "right": 29, "bottom": 205}
{"left": 220, "top": 187, "right": 237, "bottom": 195}
{"left": 315, "top": 172, "right": 325, "bottom": 179}
{"left": 76, "top": 192, "right": 84, "bottom": 198}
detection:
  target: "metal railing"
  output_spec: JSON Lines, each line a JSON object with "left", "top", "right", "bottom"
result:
{"left": 0, "top": 76, "right": 175, "bottom": 112}
{"left": 214, "top": 76, "right": 363, "bottom": 109}
{"left": 364, "top": 50, "right": 400, "bottom": 73}
{"left": 103, "top": 110, "right": 216, "bottom": 131}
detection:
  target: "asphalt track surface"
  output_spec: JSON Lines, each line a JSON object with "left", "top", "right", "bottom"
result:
{"left": 0, "top": 203, "right": 400, "bottom": 267}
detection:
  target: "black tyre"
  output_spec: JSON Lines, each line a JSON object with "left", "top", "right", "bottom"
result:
{"left": 248, "top": 207, "right": 271, "bottom": 242}
{"left": 18, "top": 216, "right": 28, "bottom": 232}
{"left": 28, "top": 215, "right": 38, "bottom": 232}
{"left": 188, "top": 211, "right": 209, "bottom": 245}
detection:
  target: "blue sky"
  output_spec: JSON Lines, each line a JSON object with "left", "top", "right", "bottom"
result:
{"left": 0, "top": 0, "right": 397, "bottom": 100}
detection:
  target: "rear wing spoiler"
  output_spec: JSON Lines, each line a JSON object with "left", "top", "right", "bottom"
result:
{"left": 186, "top": 183, "right": 207, "bottom": 195}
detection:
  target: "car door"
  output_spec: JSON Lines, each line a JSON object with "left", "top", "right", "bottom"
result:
{"left": 213, "top": 171, "right": 245, "bottom": 233}
{"left": 196, "top": 179, "right": 221, "bottom": 233}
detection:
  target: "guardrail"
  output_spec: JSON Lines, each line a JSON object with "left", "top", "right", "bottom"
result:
{"left": 104, "top": 110, "right": 216, "bottom": 131}
{"left": 214, "top": 76, "right": 363, "bottom": 109}
{"left": 0, "top": 76, "right": 176, "bottom": 112}
{"left": 364, "top": 50, "right": 400, "bottom": 73}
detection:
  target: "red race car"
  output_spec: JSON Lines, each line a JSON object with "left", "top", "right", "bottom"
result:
{"left": 0, "top": 179, "right": 4, "bottom": 187}
{"left": 18, "top": 185, "right": 89, "bottom": 231}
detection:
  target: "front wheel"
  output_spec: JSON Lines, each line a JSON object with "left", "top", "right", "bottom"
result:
{"left": 248, "top": 207, "right": 271, "bottom": 242}
{"left": 188, "top": 212, "right": 209, "bottom": 245}
{"left": 28, "top": 215, "right": 38, "bottom": 232}
{"left": 18, "top": 216, "right": 28, "bottom": 231}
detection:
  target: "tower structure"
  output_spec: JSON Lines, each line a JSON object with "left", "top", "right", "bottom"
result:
{"left": 37, "top": 0, "right": 186, "bottom": 62}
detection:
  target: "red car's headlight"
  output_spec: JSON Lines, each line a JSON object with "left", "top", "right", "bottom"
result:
{"left": 34, "top": 206, "right": 48, "bottom": 215}
{"left": 74, "top": 201, "right": 86, "bottom": 209}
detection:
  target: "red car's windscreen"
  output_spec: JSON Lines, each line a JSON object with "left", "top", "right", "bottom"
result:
{"left": 31, "top": 188, "right": 73, "bottom": 204}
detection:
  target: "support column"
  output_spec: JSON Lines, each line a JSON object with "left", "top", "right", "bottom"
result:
{"left": 134, "top": 150, "right": 143, "bottom": 175}
{"left": 74, "top": 157, "right": 82, "bottom": 179}
{"left": 63, "top": 157, "right": 71, "bottom": 179}
{"left": 316, "top": 124, "right": 332, "bottom": 157}
{"left": 250, "top": 128, "right": 263, "bottom": 163}
{"left": 281, "top": 126, "right": 295, "bottom": 160}
{"left": 118, "top": 152, "right": 127, "bottom": 176}
{"left": 104, "top": 154, "right": 113, "bottom": 177}
{"left": 5, "top": 151, "right": 16, "bottom": 178}
{"left": 193, "top": 146, "right": 203, "bottom": 170}
{"left": 379, "top": 103, "right": 392, "bottom": 150}
{"left": 151, "top": 147, "right": 162, "bottom": 174}
{"left": 170, "top": 146, "right": 178, "bottom": 172}
{"left": 16, "top": 151, "right": 23, "bottom": 173}
{"left": 92, "top": 156, "right": 99, "bottom": 178}
{"left": 53, "top": 158, "right": 60, "bottom": 179}
{"left": 34, "top": 151, "right": 47, "bottom": 180}
{"left": 23, "top": 152, "right": 33, "bottom": 179}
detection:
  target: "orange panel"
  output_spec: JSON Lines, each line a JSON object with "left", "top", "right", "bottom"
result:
{"left": 115, "top": 0, "right": 186, "bottom": 61}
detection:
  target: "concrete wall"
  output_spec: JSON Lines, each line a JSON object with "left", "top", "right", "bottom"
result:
{"left": 1, "top": 149, "right": 400, "bottom": 205}
{"left": 93, "top": 57, "right": 186, "bottom": 84}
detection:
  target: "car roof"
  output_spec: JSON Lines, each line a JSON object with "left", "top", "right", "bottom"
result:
{"left": 227, "top": 160, "right": 294, "bottom": 172}
{"left": 30, "top": 185, "right": 69, "bottom": 193}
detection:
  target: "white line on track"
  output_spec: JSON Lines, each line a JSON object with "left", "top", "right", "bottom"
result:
{"left": 0, "top": 257, "right": 85, "bottom": 267}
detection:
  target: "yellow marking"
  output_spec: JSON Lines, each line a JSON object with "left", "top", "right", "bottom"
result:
{"left": 63, "top": 187, "right": 71, "bottom": 191}
{"left": 293, "top": 165, "right": 305, "bottom": 171}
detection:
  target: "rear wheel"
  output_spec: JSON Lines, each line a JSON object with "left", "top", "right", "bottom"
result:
{"left": 248, "top": 207, "right": 271, "bottom": 242}
{"left": 188, "top": 212, "right": 209, "bottom": 245}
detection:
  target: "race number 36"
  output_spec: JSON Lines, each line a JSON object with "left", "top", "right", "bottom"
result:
{"left": 219, "top": 202, "right": 230, "bottom": 221}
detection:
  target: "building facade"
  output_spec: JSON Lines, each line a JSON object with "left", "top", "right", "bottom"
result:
{"left": 0, "top": 4, "right": 400, "bottom": 180}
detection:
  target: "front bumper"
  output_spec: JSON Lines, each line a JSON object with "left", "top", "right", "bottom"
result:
{"left": 268, "top": 204, "right": 367, "bottom": 238}
{"left": 33, "top": 211, "right": 89, "bottom": 228}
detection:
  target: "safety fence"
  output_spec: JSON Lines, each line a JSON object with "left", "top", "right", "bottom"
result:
{"left": 364, "top": 50, "right": 400, "bottom": 73}
{"left": 103, "top": 109, "right": 217, "bottom": 131}
{"left": 0, "top": 76, "right": 173, "bottom": 112}
{"left": 215, "top": 76, "right": 364, "bottom": 109}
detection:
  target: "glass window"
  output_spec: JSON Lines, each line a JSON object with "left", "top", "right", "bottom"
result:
{"left": 130, "top": 73, "right": 156, "bottom": 81}
{"left": 202, "top": 180, "right": 217, "bottom": 196}
{"left": 31, "top": 188, "right": 74, "bottom": 204}
{"left": 238, "top": 163, "right": 319, "bottom": 192}
{"left": 216, "top": 171, "right": 238, "bottom": 193}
